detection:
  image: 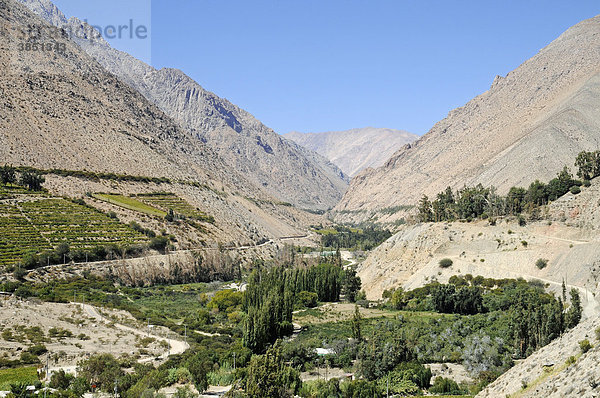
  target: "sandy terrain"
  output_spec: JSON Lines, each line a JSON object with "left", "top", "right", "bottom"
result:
{"left": 0, "top": 297, "right": 187, "bottom": 371}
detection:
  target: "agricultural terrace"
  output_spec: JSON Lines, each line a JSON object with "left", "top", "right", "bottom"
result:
{"left": 135, "top": 193, "right": 214, "bottom": 223}
{"left": 0, "top": 197, "right": 147, "bottom": 267}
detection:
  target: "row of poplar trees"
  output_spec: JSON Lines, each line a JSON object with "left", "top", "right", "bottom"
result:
{"left": 243, "top": 263, "right": 345, "bottom": 353}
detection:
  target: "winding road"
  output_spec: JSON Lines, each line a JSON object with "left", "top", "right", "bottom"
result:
{"left": 46, "top": 303, "right": 190, "bottom": 379}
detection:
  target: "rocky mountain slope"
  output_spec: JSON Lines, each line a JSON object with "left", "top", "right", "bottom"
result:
{"left": 284, "top": 128, "right": 417, "bottom": 176}
{"left": 477, "top": 314, "right": 600, "bottom": 398}
{"left": 18, "top": 0, "right": 349, "bottom": 211}
{"left": 0, "top": 0, "right": 317, "bottom": 245}
{"left": 357, "top": 178, "right": 600, "bottom": 302}
{"left": 333, "top": 15, "right": 600, "bottom": 224}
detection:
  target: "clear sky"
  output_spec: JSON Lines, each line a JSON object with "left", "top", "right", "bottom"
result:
{"left": 53, "top": 1, "right": 600, "bottom": 136}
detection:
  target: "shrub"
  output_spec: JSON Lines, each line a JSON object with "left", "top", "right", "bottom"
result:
{"left": 570, "top": 186, "right": 581, "bottom": 195}
{"left": 521, "top": 240, "right": 528, "bottom": 247}
{"left": 50, "top": 369, "right": 74, "bottom": 390}
{"left": 296, "top": 291, "right": 318, "bottom": 308}
{"left": 583, "top": 180, "right": 592, "bottom": 187}
{"left": 535, "top": 258, "right": 548, "bottom": 269}
{"left": 149, "top": 236, "right": 169, "bottom": 253}
{"left": 27, "top": 345, "right": 47, "bottom": 356}
{"left": 20, "top": 171, "right": 45, "bottom": 191}
{"left": 429, "top": 376, "right": 462, "bottom": 394}
{"left": 439, "top": 258, "right": 453, "bottom": 268}
{"left": 579, "top": 339, "right": 592, "bottom": 353}
{"left": 596, "top": 326, "right": 600, "bottom": 341}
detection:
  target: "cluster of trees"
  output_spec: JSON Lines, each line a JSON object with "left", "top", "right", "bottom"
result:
{"left": 14, "top": 165, "right": 171, "bottom": 184}
{"left": 431, "top": 285, "right": 484, "bottom": 315}
{"left": 418, "top": 159, "right": 589, "bottom": 223}
{"left": 575, "top": 150, "right": 600, "bottom": 180}
{"left": 384, "top": 276, "right": 582, "bottom": 359}
{"left": 243, "top": 263, "right": 356, "bottom": 353}
{"left": 1, "top": 165, "right": 45, "bottom": 191}
{"left": 317, "top": 225, "right": 392, "bottom": 251}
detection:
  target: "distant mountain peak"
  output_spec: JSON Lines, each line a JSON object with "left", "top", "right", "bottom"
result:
{"left": 284, "top": 127, "right": 418, "bottom": 177}
{"left": 18, "top": 0, "right": 349, "bottom": 211}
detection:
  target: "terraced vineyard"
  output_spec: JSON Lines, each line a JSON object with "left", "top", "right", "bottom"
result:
{"left": 0, "top": 184, "right": 45, "bottom": 199}
{"left": 135, "top": 193, "right": 214, "bottom": 223}
{"left": 0, "top": 198, "right": 147, "bottom": 267}
{"left": 92, "top": 193, "right": 166, "bottom": 216}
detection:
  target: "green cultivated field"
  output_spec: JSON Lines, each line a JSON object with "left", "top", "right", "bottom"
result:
{"left": 0, "top": 366, "right": 39, "bottom": 390}
{"left": 92, "top": 193, "right": 166, "bottom": 217}
{"left": 0, "top": 198, "right": 147, "bottom": 266}
{"left": 0, "top": 184, "right": 45, "bottom": 199}
{"left": 136, "top": 193, "right": 214, "bottom": 222}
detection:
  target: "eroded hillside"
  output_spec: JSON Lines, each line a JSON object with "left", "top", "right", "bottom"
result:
{"left": 333, "top": 15, "right": 600, "bottom": 224}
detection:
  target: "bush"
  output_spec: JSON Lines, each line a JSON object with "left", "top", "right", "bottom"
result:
{"left": 570, "top": 186, "right": 581, "bottom": 195}
{"left": 429, "top": 376, "right": 463, "bottom": 394}
{"left": 296, "top": 291, "right": 318, "bottom": 308}
{"left": 535, "top": 258, "right": 548, "bottom": 269}
{"left": 27, "top": 345, "right": 48, "bottom": 356}
{"left": 439, "top": 258, "right": 453, "bottom": 268}
{"left": 50, "top": 369, "right": 74, "bottom": 390}
{"left": 149, "top": 236, "right": 169, "bottom": 253}
{"left": 579, "top": 339, "right": 592, "bottom": 354}
{"left": 583, "top": 180, "right": 592, "bottom": 187}
{"left": 19, "top": 171, "right": 45, "bottom": 191}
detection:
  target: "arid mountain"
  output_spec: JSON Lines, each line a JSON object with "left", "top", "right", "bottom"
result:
{"left": 0, "top": 0, "right": 318, "bottom": 245}
{"left": 333, "top": 15, "right": 600, "bottom": 224}
{"left": 356, "top": 178, "right": 600, "bottom": 301}
{"left": 18, "top": 0, "right": 349, "bottom": 211}
{"left": 284, "top": 128, "right": 417, "bottom": 176}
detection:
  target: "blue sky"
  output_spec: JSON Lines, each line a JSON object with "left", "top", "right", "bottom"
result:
{"left": 53, "top": 1, "right": 600, "bottom": 135}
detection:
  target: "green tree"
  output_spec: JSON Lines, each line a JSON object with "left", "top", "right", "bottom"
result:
{"left": 430, "top": 377, "right": 462, "bottom": 395}
{"left": 19, "top": 171, "right": 45, "bottom": 191}
{"left": 351, "top": 305, "right": 362, "bottom": 341}
{"left": 50, "top": 369, "right": 74, "bottom": 390}
{"left": 78, "top": 354, "right": 123, "bottom": 392}
{"left": 245, "top": 343, "right": 301, "bottom": 398}
{"left": 566, "top": 288, "right": 582, "bottom": 329}
{"left": 417, "top": 195, "right": 433, "bottom": 222}
{"left": 342, "top": 268, "right": 361, "bottom": 303}
{"left": 340, "top": 380, "right": 381, "bottom": 398}
{"left": 0, "top": 165, "right": 16, "bottom": 184}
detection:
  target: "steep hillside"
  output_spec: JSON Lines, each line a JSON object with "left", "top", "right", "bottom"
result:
{"left": 284, "top": 128, "right": 417, "bottom": 176}
{"left": 0, "top": 0, "right": 317, "bottom": 245}
{"left": 333, "top": 15, "right": 600, "bottom": 224}
{"left": 477, "top": 314, "right": 600, "bottom": 397}
{"left": 357, "top": 178, "right": 600, "bottom": 301}
{"left": 18, "top": 0, "right": 349, "bottom": 211}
